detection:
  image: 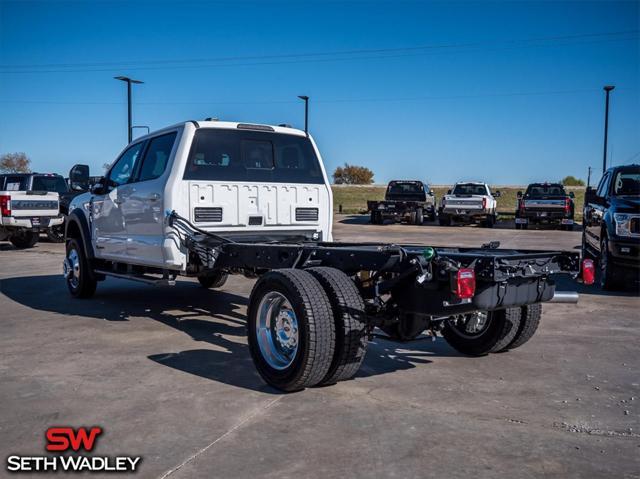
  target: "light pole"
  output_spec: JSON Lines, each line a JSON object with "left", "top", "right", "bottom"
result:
{"left": 114, "top": 76, "right": 144, "bottom": 143}
{"left": 298, "top": 95, "right": 309, "bottom": 135}
{"left": 602, "top": 85, "right": 615, "bottom": 173}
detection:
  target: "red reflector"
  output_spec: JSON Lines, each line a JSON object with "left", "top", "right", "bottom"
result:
{"left": 0, "top": 195, "right": 10, "bottom": 217}
{"left": 582, "top": 259, "right": 595, "bottom": 285}
{"left": 455, "top": 268, "right": 476, "bottom": 299}
{"left": 482, "top": 197, "right": 487, "bottom": 210}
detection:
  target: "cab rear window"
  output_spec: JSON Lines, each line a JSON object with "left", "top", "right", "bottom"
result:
{"left": 183, "top": 129, "right": 324, "bottom": 184}
{"left": 32, "top": 175, "right": 68, "bottom": 193}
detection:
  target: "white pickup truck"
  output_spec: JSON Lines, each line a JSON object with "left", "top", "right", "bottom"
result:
{"left": 63, "top": 120, "right": 585, "bottom": 392}
{"left": 0, "top": 173, "right": 64, "bottom": 248}
{"left": 438, "top": 182, "right": 500, "bottom": 227}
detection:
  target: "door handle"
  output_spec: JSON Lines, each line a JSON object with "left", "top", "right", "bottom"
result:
{"left": 148, "top": 193, "right": 161, "bottom": 202}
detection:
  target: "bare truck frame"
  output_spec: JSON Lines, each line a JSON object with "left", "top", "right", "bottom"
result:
{"left": 170, "top": 212, "right": 583, "bottom": 390}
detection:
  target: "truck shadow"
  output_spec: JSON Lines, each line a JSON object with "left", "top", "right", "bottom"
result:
{"left": 1, "top": 274, "right": 460, "bottom": 392}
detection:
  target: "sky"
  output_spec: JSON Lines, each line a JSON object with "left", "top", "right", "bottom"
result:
{"left": 0, "top": 0, "right": 638, "bottom": 186}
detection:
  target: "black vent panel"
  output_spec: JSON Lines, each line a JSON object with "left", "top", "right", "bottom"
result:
{"left": 248, "top": 216, "right": 263, "bottom": 225}
{"left": 295, "top": 207, "right": 319, "bottom": 222}
{"left": 194, "top": 207, "right": 222, "bottom": 223}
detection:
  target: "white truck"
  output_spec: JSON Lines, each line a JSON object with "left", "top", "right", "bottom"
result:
{"left": 63, "top": 120, "right": 587, "bottom": 392}
{"left": 0, "top": 173, "right": 64, "bottom": 248}
{"left": 439, "top": 182, "right": 500, "bottom": 227}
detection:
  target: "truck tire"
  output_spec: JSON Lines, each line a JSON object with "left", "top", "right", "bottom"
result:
{"left": 484, "top": 215, "right": 495, "bottom": 228}
{"left": 197, "top": 271, "right": 228, "bottom": 289}
{"left": 442, "top": 308, "right": 521, "bottom": 356}
{"left": 307, "top": 267, "right": 368, "bottom": 385}
{"left": 414, "top": 208, "right": 424, "bottom": 225}
{"left": 9, "top": 231, "right": 39, "bottom": 249}
{"left": 46, "top": 224, "right": 65, "bottom": 243}
{"left": 65, "top": 238, "right": 97, "bottom": 298}
{"left": 581, "top": 230, "right": 594, "bottom": 261}
{"left": 439, "top": 215, "right": 451, "bottom": 226}
{"left": 247, "top": 269, "right": 335, "bottom": 392}
{"left": 428, "top": 209, "right": 437, "bottom": 222}
{"left": 600, "top": 235, "right": 622, "bottom": 290}
{"left": 506, "top": 303, "right": 542, "bottom": 350}
{"left": 370, "top": 211, "right": 382, "bottom": 225}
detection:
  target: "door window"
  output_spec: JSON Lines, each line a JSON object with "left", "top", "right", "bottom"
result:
{"left": 107, "top": 142, "right": 145, "bottom": 189}
{"left": 596, "top": 173, "right": 611, "bottom": 198}
{"left": 137, "top": 132, "right": 177, "bottom": 182}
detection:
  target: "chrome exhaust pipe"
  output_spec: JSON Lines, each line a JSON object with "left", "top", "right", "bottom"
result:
{"left": 548, "top": 291, "right": 579, "bottom": 304}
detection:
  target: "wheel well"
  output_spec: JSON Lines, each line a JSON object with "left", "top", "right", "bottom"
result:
{"left": 66, "top": 220, "right": 81, "bottom": 240}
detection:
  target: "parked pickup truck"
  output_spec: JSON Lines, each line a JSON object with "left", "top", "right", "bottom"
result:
{"left": 367, "top": 180, "right": 436, "bottom": 225}
{"left": 0, "top": 173, "right": 64, "bottom": 248}
{"left": 515, "top": 183, "right": 575, "bottom": 231}
{"left": 582, "top": 164, "right": 639, "bottom": 290}
{"left": 439, "top": 182, "right": 500, "bottom": 227}
{"left": 63, "top": 119, "right": 588, "bottom": 392}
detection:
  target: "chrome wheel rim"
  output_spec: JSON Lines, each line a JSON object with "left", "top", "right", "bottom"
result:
{"left": 67, "top": 248, "right": 81, "bottom": 289}
{"left": 448, "top": 311, "right": 492, "bottom": 338}
{"left": 255, "top": 291, "right": 299, "bottom": 370}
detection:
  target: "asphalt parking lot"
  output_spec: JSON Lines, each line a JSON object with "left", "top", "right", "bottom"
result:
{"left": 1, "top": 216, "right": 638, "bottom": 478}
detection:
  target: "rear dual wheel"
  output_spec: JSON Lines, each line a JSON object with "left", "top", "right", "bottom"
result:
{"left": 247, "top": 268, "right": 367, "bottom": 392}
{"left": 442, "top": 304, "right": 542, "bottom": 356}
{"left": 9, "top": 231, "right": 39, "bottom": 249}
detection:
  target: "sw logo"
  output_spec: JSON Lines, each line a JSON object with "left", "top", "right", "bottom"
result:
{"left": 5, "top": 426, "right": 141, "bottom": 473}
{"left": 46, "top": 426, "right": 103, "bottom": 452}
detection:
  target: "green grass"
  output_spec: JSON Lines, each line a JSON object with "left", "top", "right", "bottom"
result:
{"left": 332, "top": 185, "right": 586, "bottom": 221}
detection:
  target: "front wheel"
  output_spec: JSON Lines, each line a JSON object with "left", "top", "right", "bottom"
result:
{"left": 65, "top": 238, "right": 97, "bottom": 298}
{"left": 9, "top": 231, "right": 39, "bottom": 249}
{"left": 439, "top": 215, "right": 451, "bottom": 226}
{"left": 247, "top": 269, "right": 335, "bottom": 392}
{"left": 600, "top": 236, "right": 622, "bottom": 290}
{"left": 442, "top": 308, "right": 521, "bottom": 356}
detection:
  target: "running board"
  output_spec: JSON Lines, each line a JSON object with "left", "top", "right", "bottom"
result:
{"left": 94, "top": 270, "right": 176, "bottom": 286}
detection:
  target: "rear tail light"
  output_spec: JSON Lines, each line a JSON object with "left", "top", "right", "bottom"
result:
{"left": 482, "top": 197, "right": 487, "bottom": 210}
{"left": 0, "top": 195, "right": 10, "bottom": 216}
{"left": 564, "top": 198, "right": 571, "bottom": 213}
{"left": 519, "top": 199, "right": 526, "bottom": 214}
{"left": 455, "top": 268, "right": 476, "bottom": 299}
{"left": 582, "top": 259, "right": 595, "bottom": 285}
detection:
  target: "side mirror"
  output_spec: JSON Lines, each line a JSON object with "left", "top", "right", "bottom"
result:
{"left": 516, "top": 191, "right": 523, "bottom": 198}
{"left": 69, "top": 164, "right": 90, "bottom": 192}
{"left": 584, "top": 186, "right": 596, "bottom": 204}
{"left": 494, "top": 191, "right": 501, "bottom": 198}
{"left": 569, "top": 191, "right": 575, "bottom": 199}
{"left": 90, "top": 177, "right": 107, "bottom": 195}
{"left": 447, "top": 189, "right": 452, "bottom": 195}
{"left": 429, "top": 191, "right": 434, "bottom": 196}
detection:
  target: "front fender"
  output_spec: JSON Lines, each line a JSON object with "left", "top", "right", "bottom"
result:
{"left": 66, "top": 208, "right": 95, "bottom": 259}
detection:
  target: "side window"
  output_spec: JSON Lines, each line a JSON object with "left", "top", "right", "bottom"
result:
{"left": 107, "top": 142, "right": 145, "bottom": 188}
{"left": 596, "top": 173, "right": 610, "bottom": 197}
{"left": 137, "top": 132, "right": 177, "bottom": 182}
{"left": 5, "top": 176, "right": 25, "bottom": 191}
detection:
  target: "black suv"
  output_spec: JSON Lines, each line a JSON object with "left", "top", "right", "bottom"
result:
{"left": 582, "top": 164, "right": 640, "bottom": 290}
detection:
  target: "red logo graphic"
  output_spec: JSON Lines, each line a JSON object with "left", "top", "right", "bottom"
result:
{"left": 45, "top": 427, "right": 103, "bottom": 452}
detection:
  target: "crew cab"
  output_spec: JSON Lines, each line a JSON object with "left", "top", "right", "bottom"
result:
{"left": 0, "top": 173, "right": 64, "bottom": 248}
{"left": 63, "top": 120, "right": 587, "bottom": 392}
{"left": 582, "top": 164, "right": 639, "bottom": 290}
{"left": 367, "top": 180, "right": 436, "bottom": 225}
{"left": 515, "top": 183, "right": 575, "bottom": 231}
{"left": 439, "top": 182, "right": 500, "bottom": 227}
